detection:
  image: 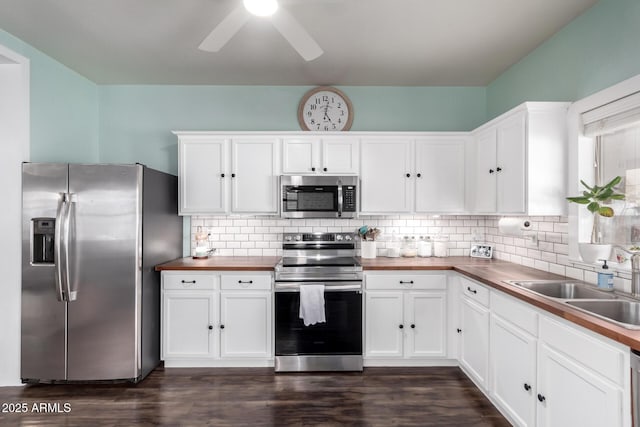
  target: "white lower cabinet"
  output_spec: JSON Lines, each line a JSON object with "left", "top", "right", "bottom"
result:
{"left": 161, "top": 271, "right": 273, "bottom": 367}
{"left": 489, "top": 291, "right": 538, "bottom": 427}
{"left": 459, "top": 279, "right": 490, "bottom": 389}
{"left": 364, "top": 272, "right": 448, "bottom": 365}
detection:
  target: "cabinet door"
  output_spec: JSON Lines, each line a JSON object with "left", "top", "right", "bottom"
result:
{"left": 414, "top": 138, "right": 466, "bottom": 213}
{"left": 360, "top": 138, "right": 413, "bottom": 213}
{"left": 178, "top": 139, "right": 227, "bottom": 214}
{"left": 282, "top": 138, "right": 317, "bottom": 174}
{"left": 496, "top": 111, "right": 526, "bottom": 213}
{"left": 220, "top": 292, "right": 272, "bottom": 358}
{"left": 365, "top": 292, "right": 404, "bottom": 358}
{"left": 460, "top": 297, "right": 489, "bottom": 389}
{"left": 404, "top": 291, "right": 447, "bottom": 358}
{"left": 490, "top": 314, "right": 537, "bottom": 427}
{"left": 162, "top": 291, "right": 217, "bottom": 359}
{"left": 321, "top": 138, "right": 358, "bottom": 174}
{"left": 536, "top": 343, "right": 622, "bottom": 427}
{"left": 231, "top": 138, "right": 278, "bottom": 213}
{"left": 474, "top": 129, "right": 497, "bottom": 213}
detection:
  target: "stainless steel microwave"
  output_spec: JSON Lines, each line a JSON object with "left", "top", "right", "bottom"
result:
{"left": 281, "top": 176, "right": 358, "bottom": 219}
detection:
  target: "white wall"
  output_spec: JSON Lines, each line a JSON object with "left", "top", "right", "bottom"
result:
{"left": 0, "top": 44, "right": 29, "bottom": 386}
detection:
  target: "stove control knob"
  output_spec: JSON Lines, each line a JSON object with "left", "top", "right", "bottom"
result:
{"left": 344, "top": 235, "right": 353, "bottom": 241}
{"left": 285, "top": 235, "right": 293, "bottom": 242}
{"left": 335, "top": 234, "right": 344, "bottom": 241}
{"left": 295, "top": 235, "right": 302, "bottom": 241}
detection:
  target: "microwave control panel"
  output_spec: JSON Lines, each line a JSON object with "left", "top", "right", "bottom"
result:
{"left": 343, "top": 186, "right": 356, "bottom": 212}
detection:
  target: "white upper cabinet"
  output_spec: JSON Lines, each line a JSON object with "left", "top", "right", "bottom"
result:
{"left": 360, "top": 137, "right": 414, "bottom": 214}
{"left": 176, "top": 133, "right": 279, "bottom": 215}
{"left": 471, "top": 102, "right": 570, "bottom": 215}
{"left": 178, "top": 138, "right": 227, "bottom": 215}
{"left": 414, "top": 137, "right": 467, "bottom": 213}
{"left": 282, "top": 137, "right": 358, "bottom": 175}
{"left": 231, "top": 138, "right": 279, "bottom": 214}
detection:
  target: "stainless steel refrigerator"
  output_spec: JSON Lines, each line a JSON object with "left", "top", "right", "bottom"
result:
{"left": 21, "top": 163, "right": 182, "bottom": 383}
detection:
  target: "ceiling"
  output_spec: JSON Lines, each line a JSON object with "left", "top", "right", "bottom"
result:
{"left": 0, "top": 0, "right": 599, "bottom": 86}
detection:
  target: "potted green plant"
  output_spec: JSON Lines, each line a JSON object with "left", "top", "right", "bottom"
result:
{"left": 566, "top": 176, "right": 625, "bottom": 263}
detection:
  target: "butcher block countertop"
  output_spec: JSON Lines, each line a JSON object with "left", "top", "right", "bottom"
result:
{"left": 156, "top": 255, "right": 640, "bottom": 350}
{"left": 155, "top": 256, "right": 281, "bottom": 271}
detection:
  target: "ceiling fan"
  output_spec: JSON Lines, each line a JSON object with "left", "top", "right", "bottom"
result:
{"left": 198, "top": 0, "right": 323, "bottom": 61}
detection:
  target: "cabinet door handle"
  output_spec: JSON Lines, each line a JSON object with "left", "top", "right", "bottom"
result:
{"left": 496, "top": 167, "right": 502, "bottom": 172}
{"left": 399, "top": 324, "right": 404, "bottom": 329}
{"left": 524, "top": 383, "right": 531, "bottom": 391}
{"left": 311, "top": 167, "right": 316, "bottom": 172}
{"left": 410, "top": 324, "right": 415, "bottom": 329}
{"left": 416, "top": 173, "right": 422, "bottom": 178}
{"left": 208, "top": 325, "right": 213, "bottom": 330}
{"left": 537, "top": 394, "right": 545, "bottom": 402}
{"left": 181, "top": 280, "right": 196, "bottom": 284}
{"left": 456, "top": 328, "right": 462, "bottom": 333}
{"left": 231, "top": 173, "right": 236, "bottom": 178}
{"left": 221, "top": 173, "right": 225, "bottom": 178}
{"left": 399, "top": 280, "right": 414, "bottom": 284}
{"left": 238, "top": 280, "right": 253, "bottom": 284}
{"left": 323, "top": 167, "right": 328, "bottom": 172}
{"left": 405, "top": 173, "right": 411, "bottom": 178}
{"left": 467, "top": 286, "right": 477, "bottom": 294}
{"left": 489, "top": 169, "right": 494, "bottom": 174}
{"left": 220, "top": 324, "right": 225, "bottom": 330}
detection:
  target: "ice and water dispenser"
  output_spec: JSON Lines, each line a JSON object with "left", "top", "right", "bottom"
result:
{"left": 32, "top": 218, "right": 55, "bottom": 264}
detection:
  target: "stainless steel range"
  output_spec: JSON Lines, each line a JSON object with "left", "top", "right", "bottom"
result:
{"left": 274, "top": 232, "right": 363, "bottom": 372}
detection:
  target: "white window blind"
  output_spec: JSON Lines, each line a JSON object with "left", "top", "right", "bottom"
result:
{"left": 582, "top": 91, "right": 640, "bottom": 137}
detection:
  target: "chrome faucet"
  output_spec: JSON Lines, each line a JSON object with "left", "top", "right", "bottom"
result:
{"left": 615, "top": 246, "right": 640, "bottom": 297}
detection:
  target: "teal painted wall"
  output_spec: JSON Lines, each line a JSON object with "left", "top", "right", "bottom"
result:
{"left": 98, "top": 85, "right": 486, "bottom": 174}
{"left": 487, "top": 0, "right": 640, "bottom": 119}
{"left": 0, "top": 29, "right": 98, "bottom": 162}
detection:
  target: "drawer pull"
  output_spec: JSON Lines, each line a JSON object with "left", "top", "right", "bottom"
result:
{"left": 220, "top": 324, "right": 225, "bottom": 330}
{"left": 181, "top": 280, "right": 197, "bottom": 284}
{"left": 399, "top": 324, "right": 404, "bottom": 329}
{"left": 524, "top": 383, "right": 531, "bottom": 391}
{"left": 208, "top": 325, "right": 213, "bottom": 330}
{"left": 238, "top": 280, "right": 254, "bottom": 284}
{"left": 399, "top": 280, "right": 414, "bottom": 284}
{"left": 467, "top": 286, "right": 477, "bottom": 294}
{"left": 456, "top": 328, "right": 462, "bottom": 333}
{"left": 537, "top": 393, "right": 546, "bottom": 403}
{"left": 410, "top": 324, "right": 415, "bottom": 329}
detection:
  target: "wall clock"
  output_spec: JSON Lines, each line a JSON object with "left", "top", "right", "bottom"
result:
{"left": 298, "top": 86, "right": 354, "bottom": 131}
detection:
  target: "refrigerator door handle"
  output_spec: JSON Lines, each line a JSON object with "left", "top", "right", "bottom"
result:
{"left": 63, "top": 196, "right": 76, "bottom": 301}
{"left": 54, "top": 193, "right": 67, "bottom": 302}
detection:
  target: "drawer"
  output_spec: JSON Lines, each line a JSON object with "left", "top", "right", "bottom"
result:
{"left": 221, "top": 274, "right": 272, "bottom": 290}
{"left": 366, "top": 274, "right": 446, "bottom": 290}
{"left": 540, "top": 315, "right": 626, "bottom": 386}
{"left": 490, "top": 290, "right": 538, "bottom": 336}
{"left": 461, "top": 277, "right": 489, "bottom": 307}
{"left": 163, "top": 273, "right": 218, "bottom": 290}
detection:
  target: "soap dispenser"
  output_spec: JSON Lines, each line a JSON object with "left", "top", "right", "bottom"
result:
{"left": 597, "top": 259, "right": 614, "bottom": 291}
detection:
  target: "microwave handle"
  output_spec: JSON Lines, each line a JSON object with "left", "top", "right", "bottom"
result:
{"left": 337, "top": 179, "right": 343, "bottom": 218}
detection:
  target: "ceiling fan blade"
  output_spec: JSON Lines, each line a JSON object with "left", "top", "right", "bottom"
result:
{"left": 270, "top": 8, "right": 323, "bottom": 61}
{"left": 198, "top": 6, "right": 250, "bottom": 52}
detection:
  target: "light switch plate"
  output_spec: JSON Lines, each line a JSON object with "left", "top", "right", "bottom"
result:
{"left": 470, "top": 244, "right": 493, "bottom": 259}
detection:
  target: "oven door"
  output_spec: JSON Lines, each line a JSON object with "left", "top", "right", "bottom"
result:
{"left": 275, "top": 287, "right": 362, "bottom": 357}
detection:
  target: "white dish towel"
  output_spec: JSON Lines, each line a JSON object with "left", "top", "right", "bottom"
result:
{"left": 299, "top": 284, "right": 326, "bottom": 326}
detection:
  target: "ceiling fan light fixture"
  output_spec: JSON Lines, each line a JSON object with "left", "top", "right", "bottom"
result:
{"left": 243, "top": 0, "right": 278, "bottom": 17}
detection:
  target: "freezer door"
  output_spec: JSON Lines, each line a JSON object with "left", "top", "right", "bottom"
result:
{"left": 21, "top": 163, "right": 68, "bottom": 381}
{"left": 66, "top": 164, "right": 143, "bottom": 381}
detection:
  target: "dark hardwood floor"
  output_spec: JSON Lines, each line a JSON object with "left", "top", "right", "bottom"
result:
{"left": 0, "top": 366, "right": 510, "bottom": 426}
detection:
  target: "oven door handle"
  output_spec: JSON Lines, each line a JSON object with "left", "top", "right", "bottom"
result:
{"left": 275, "top": 282, "right": 362, "bottom": 292}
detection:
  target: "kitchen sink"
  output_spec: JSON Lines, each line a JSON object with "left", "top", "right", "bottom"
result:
{"left": 504, "top": 280, "right": 618, "bottom": 300}
{"left": 566, "top": 300, "right": 640, "bottom": 330}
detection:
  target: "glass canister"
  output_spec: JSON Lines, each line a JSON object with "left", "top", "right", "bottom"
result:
{"left": 387, "top": 232, "right": 401, "bottom": 258}
{"left": 417, "top": 236, "right": 432, "bottom": 257}
{"left": 194, "top": 226, "right": 210, "bottom": 258}
{"left": 401, "top": 236, "right": 417, "bottom": 257}
{"left": 433, "top": 235, "right": 449, "bottom": 257}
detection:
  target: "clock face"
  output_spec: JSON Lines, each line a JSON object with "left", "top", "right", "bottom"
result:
{"left": 298, "top": 87, "right": 353, "bottom": 131}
